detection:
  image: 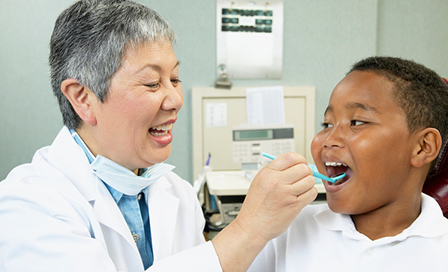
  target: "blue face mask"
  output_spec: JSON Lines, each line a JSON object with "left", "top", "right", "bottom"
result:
{"left": 91, "top": 155, "right": 175, "bottom": 196}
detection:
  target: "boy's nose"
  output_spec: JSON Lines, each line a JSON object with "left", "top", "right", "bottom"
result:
{"left": 322, "top": 126, "right": 345, "bottom": 148}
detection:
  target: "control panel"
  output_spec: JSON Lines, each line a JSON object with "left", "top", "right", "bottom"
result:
{"left": 232, "top": 125, "right": 295, "bottom": 163}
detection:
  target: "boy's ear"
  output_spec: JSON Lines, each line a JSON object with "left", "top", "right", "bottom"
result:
{"left": 411, "top": 128, "right": 442, "bottom": 168}
{"left": 60, "top": 78, "right": 97, "bottom": 126}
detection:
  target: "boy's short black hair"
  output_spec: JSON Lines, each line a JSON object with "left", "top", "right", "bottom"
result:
{"left": 349, "top": 56, "right": 448, "bottom": 173}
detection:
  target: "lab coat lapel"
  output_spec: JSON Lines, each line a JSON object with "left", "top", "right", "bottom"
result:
{"left": 46, "top": 127, "right": 98, "bottom": 202}
{"left": 148, "top": 177, "right": 180, "bottom": 261}
{"left": 47, "top": 128, "right": 140, "bottom": 256}
{"left": 93, "top": 182, "right": 137, "bottom": 247}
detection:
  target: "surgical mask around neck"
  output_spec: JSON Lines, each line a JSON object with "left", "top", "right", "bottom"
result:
{"left": 91, "top": 155, "right": 175, "bottom": 196}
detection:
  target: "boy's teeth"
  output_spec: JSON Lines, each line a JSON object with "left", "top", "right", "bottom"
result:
{"left": 325, "top": 162, "right": 347, "bottom": 167}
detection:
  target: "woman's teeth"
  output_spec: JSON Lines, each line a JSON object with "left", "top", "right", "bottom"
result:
{"left": 149, "top": 124, "right": 173, "bottom": 137}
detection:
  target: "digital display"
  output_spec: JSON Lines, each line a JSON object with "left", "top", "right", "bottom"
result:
{"left": 234, "top": 130, "right": 273, "bottom": 141}
{"left": 233, "top": 128, "right": 294, "bottom": 141}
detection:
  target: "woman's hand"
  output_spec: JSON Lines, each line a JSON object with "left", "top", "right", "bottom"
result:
{"left": 237, "top": 152, "right": 317, "bottom": 241}
{"left": 212, "top": 152, "right": 318, "bottom": 271}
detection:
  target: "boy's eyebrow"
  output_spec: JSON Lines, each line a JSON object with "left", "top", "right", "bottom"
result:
{"left": 324, "top": 102, "right": 378, "bottom": 115}
{"left": 346, "top": 102, "right": 378, "bottom": 112}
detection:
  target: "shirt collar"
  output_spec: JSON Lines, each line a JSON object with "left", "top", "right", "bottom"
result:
{"left": 104, "top": 182, "right": 150, "bottom": 204}
{"left": 314, "top": 205, "right": 362, "bottom": 240}
{"left": 70, "top": 128, "right": 152, "bottom": 200}
{"left": 70, "top": 129, "right": 96, "bottom": 163}
{"left": 315, "top": 193, "right": 448, "bottom": 242}
{"left": 406, "top": 193, "right": 448, "bottom": 238}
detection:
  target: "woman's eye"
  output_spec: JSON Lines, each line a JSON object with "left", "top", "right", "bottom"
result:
{"left": 145, "top": 83, "right": 160, "bottom": 89}
{"left": 171, "top": 78, "right": 182, "bottom": 86}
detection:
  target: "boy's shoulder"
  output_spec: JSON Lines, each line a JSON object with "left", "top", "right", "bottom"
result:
{"left": 415, "top": 194, "right": 448, "bottom": 237}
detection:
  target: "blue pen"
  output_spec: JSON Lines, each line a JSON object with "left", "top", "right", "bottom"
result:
{"left": 205, "top": 153, "right": 211, "bottom": 166}
{"left": 261, "top": 152, "right": 346, "bottom": 183}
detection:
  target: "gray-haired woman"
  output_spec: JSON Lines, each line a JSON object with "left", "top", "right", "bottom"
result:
{"left": 0, "top": 0, "right": 317, "bottom": 271}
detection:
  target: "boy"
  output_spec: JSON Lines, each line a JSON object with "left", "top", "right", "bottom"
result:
{"left": 248, "top": 56, "right": 448, "bottom": 271}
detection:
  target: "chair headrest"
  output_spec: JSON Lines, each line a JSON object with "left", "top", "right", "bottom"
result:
{"left": 424, "top": 139, "right": 448, "bottom": 217}
{"left": 423, "top": 77, "right": 448, "bottom": 218}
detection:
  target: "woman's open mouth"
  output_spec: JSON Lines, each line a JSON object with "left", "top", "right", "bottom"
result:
{"left": 149, "top": 123, "right": 173, "bottom": 137}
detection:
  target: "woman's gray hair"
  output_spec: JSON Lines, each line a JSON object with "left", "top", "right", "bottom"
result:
{"left": 49, "top": 0, "right": 177, "bottom": 129}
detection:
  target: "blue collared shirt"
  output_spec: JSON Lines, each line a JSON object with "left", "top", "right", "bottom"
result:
{"left": 70, "top": 129, "right": 153, "bottom": 268}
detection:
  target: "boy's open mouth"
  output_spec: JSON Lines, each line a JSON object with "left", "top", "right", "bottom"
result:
{"left": 325, "top": 162, "right": 351, "bottom": 185}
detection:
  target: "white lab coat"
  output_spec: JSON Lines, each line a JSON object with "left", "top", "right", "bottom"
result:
{"left": 0, "top": 127, "right": 222, "bottom": 272}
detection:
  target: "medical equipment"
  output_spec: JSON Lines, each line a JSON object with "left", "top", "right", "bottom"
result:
{"left": 192, "top": 86, "right": 317, "bottom": 225}
{"left": 233, "top": 125, "right": 295, "bottom": 170}
{"left": 192, "top": 86, "right": 316, "bottom": 179}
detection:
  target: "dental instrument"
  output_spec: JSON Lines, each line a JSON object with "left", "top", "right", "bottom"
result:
{"left": 261, "top": 152, "right": 346, "bottom": 183}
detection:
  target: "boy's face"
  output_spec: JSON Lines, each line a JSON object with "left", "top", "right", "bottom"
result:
{"left": 311, "top": 70, "right": 420, "bottom": 215}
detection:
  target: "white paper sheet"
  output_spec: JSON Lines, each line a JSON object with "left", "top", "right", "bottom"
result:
{"left": 206, "top": 102, "right": 227, "bottom": 127}
{"left": 246, "top": 86, "right": 285, "bottom": 125}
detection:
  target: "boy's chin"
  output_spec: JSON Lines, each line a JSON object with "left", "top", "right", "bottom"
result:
{"left": 325, "top": 197, "right": 358, "bottom": 215}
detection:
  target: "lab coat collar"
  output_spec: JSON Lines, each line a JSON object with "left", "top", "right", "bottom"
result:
{"left": 91, "top": 182, "right": 145, "bottom": 270}
{"left": 46, "top": 128, "right": 141, "bottom": 257}
{"left": 91, "top": 175, "right": 181, "bottom": 263}
{"left": 146, "top": 177, "right": 180, "bottom": 261}
{"left": 46, "top": 127, "right": 98, "bottom": 202}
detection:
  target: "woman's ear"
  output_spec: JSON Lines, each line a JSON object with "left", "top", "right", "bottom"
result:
{"left": 60, "top": 78, "right": 97, "bottom": 126}
{"left": 411, "top": 128, "right": 442, "bottom": 168}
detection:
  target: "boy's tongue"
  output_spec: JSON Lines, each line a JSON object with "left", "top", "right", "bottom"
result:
{"left": 327, "top": 166, "right": 350, "bottom": 185}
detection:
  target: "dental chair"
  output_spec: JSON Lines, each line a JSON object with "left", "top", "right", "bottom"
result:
{"left": 424, "top": 140, "right": 448, "bottom": 218}
{"left": 422, "top": 78, "right": 448, "bottom": 218}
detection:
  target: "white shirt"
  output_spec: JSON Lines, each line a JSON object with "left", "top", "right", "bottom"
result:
{"left": 249, "top": 194, "right": 448, "bottom": 272}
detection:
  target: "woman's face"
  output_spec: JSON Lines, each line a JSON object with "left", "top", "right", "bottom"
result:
{"left": 86, "top": 39, "right": 183, "bottom": 171}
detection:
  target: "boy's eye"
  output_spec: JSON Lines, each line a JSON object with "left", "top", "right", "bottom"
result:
{"left": 321, "top": 122, "right": 333, "bottom": 129}
{"left": 351, "top": 120, "right": 365, "bottom": 126}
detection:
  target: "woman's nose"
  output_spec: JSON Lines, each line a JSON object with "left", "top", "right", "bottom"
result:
{"left": 162, "top": 85, "right": 183, "bottom": 111}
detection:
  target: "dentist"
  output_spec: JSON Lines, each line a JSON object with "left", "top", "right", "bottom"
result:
{"left": 0, "top": 0, "right": 317, "bottom": 271}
